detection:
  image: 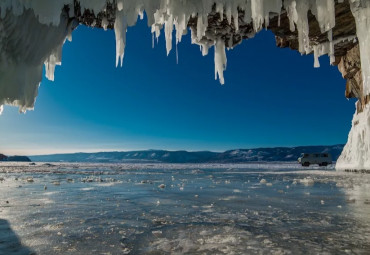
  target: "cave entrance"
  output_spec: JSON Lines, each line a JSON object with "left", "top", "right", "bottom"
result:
{"left": 0, "top": 15, "right": 355, "bottom": 157}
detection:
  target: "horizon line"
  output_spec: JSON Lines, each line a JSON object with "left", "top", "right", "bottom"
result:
{"left": 2, "top": 144, "right": 345, "bottom": 157}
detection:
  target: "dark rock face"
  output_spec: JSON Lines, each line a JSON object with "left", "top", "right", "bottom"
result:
{"left": 7, "top": 156, "right": 31, "bottom": 162}
{"left": 336, "top": 45, "right": 368, "bottom": 112}
{"left": 0, "top": 154, "right": 31, "bottom": 162}
{"left": 72, "top": 1, "right": 116, "bottom": 29}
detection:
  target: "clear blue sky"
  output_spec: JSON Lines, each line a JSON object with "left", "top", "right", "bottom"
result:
{"left": 0, "top": 17, "right": 355, "bottom": 155}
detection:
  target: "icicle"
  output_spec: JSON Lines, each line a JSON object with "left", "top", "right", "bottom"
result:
{"left": 214, "top": 39, "right": 227, "bottom": 85}
{"left": 114, "top": 10, "right": 127, "bottom": 67}
{"left": 285, "top": 0, "right": 298, "bottom": 32}
{"left": 175, "top": 13, "right": 187, "bottom": 45}
{"left": 233, "top": 8, "right": 239, "bottom": 31}
{"left": 226, "top": 6, "right": 232, "bottom": 24}
{"left": 44, "top": 46, "right": 62, "bottom": 81}
{"left": 328, "top": 29, "right": 335, "bottom": 65}
{"left": 285, "top": 0, "right": 311, "bottom": 54}
{"left": 313, "top": 45, "right": 320, "bottom": 68}
{"left": 165, "top": 15, "right": 174, "bottom": 56}
{"left": 202, "top": 44, "right": 209, "bottom": 56}
{"left": 101, "top": 17, "right": 108, "bottom": 31}
{"left": 216, "top": 3, "right": 224, "bottom": 20}
{"left": 315, "top": 0, "right": 336, "bottom": 33}
{"left": 197, "top": 14, "right": 207, "bottom": 40}
{"left": 350, "top": 0, "right": 370, "bottom": 96}
{"left": 251, "top": 0, "right": 264, "bottom": 31}
{"left": 139, "top": 10, "right": 144, "bottom": 20}
{"left": 116, "top": 1, "right": 123, "bottom": 11}
{"left": 243, "top": 1, "right": 252, "bottom": 23}
{"left": 251, "top": 0, "right": 282, "bottom": 31}
{"left": 151, "top": 24, "right": 161, "bottom": 44}
{"left": 152, "top": 33, "right": 155, "bottom": 49}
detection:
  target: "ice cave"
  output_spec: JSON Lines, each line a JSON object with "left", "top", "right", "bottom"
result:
{"left": 0, "top": 0, "right": 370, "bottom": 170}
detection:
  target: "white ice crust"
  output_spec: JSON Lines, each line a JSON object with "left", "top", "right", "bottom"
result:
{"left": 1, "top": 0, "right": 370, "bottom": 169}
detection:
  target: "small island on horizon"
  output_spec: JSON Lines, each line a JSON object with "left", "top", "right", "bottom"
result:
{"left": 0, "top": 154, "right": 31, "bottom": 162}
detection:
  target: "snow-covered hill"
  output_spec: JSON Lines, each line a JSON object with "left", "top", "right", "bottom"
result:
{"left": 30, "top": 145, "right": 344, "bottom": 163}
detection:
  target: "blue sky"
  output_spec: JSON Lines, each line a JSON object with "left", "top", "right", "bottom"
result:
{"left": 0, "top": 17, "right": 355, "bottom": 155}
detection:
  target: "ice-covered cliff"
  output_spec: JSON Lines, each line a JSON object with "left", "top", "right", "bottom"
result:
{"left": 0, "top": 0, "right": 369, "bottom": 169}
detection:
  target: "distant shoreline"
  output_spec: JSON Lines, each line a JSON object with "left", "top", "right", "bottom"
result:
{"left": 27, "top": 145, "right": 344, "bottom": 164}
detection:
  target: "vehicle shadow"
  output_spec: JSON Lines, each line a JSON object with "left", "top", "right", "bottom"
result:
{"left": 0, "top": 218, "right": 35, "bottom": 255}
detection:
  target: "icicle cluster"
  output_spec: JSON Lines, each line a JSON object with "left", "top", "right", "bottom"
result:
{"left": 0, "top": 0, "right": 367, "bottom": 112}
{"left": 0, "top": 4, "right": 74, "bottom": 113}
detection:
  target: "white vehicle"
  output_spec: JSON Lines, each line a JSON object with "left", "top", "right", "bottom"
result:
{"left": 298, "top": 153, "right": 332, "bottom": 167}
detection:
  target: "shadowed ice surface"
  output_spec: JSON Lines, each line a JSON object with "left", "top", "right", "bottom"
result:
{"left": 0, "top": 162, "right": 370, "bottom": 254}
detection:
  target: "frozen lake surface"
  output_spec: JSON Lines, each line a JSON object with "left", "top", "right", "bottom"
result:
{"left": 1, "top": 162, "right": 370, "bottom": 254}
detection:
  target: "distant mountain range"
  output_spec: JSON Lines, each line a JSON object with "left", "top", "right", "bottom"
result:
{"left": 0, "top": 154, "right": 31, "bottom": 162}
{"left": 29, "top": 145, "right": 344, "bottom": 163}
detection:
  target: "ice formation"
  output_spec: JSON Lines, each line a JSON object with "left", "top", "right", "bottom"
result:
{"left": 0, "top": 0, "right": 353, "bottom": 112}
{"left": 0, "top": 5, "right": 74, "bottom": 112}
{"left": 337, "top": 105, "right": 370, "bottom": 170}
{"left": 1, "top": 0, "right": 370, "bottom": 169}
{"left": 337, "top": 0, "right": 370, "bottom": 170}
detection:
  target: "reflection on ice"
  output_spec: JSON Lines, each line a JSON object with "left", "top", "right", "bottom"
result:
{"left": 0, "top": 162, "right": 370, "bottom": 254}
